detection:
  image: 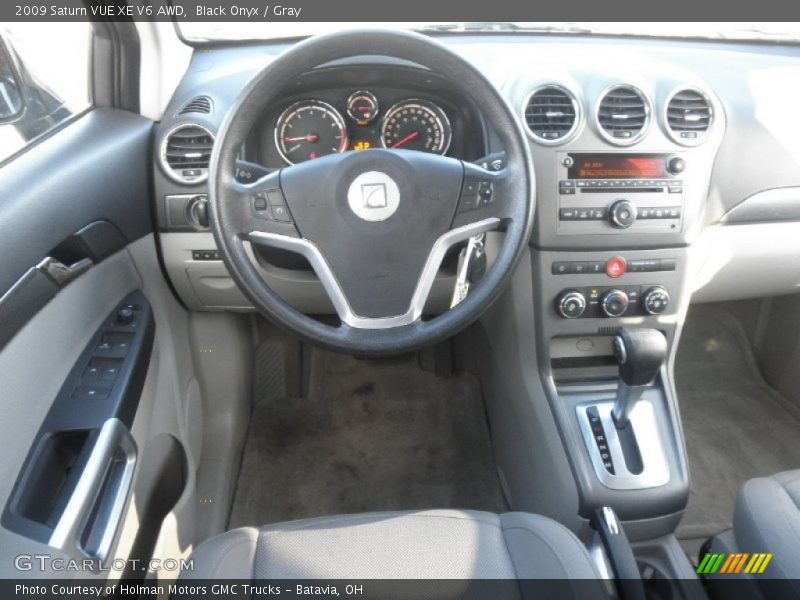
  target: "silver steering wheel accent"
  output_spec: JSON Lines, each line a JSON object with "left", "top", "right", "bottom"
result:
{"left": 250, "top": 217, "right": 501, "bottom": 329}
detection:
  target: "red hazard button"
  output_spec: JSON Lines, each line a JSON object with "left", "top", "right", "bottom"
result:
{"left": 606, "top": 256, "right": 627, "bottom": 278}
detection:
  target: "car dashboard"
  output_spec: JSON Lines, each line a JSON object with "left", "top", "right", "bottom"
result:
{"left": 152, "top": 35, "right": 800, "bottom": 320}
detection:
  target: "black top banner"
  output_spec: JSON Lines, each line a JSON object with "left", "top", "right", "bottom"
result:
{"left": 5, "top": 0, "right": 800, "bottom": 24}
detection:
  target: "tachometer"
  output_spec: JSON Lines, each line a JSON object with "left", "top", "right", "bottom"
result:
{"left": 380, "top": 99, "right": 452, "bottom": 154}
{"left": 275, "top": 100, "right": 348, "bottom": 165}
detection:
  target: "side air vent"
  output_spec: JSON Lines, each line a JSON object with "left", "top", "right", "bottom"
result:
{"left": 666, "top": 88, "right": 713, "bottom": 144}
{"left": 596, "top": 85, "right": 650, "bottom": 145}
{"left": 523, "top": 85, "right": 581, "bottom": 144}
{"left": 178, "top": 95, "right": 213, "bottom": 115}
{"left": 160, "top": 124, "right": 215, "bottom": 184}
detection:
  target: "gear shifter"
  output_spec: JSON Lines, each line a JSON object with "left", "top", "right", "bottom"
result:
{"left": 612, "top": 329, "right": 667, "bottom": 429}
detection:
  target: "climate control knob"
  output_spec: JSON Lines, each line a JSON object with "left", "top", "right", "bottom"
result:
{"left": 556, "top": 291, "right": 587, "bottom": 319}
{"left": 608, "top": 199, "right": 637, "bottom": 229}
{"left": 643, "top": 286, "right": 671, "bottom": 315}
{"left": 601, "top": 289, "right": 629, "bottom": 318}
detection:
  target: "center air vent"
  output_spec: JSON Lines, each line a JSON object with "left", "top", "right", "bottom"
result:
{"left": 596, "top": 85, "right": 650, "bottom": 145}
{"left": 160, "top": 124, "right": 215, "bottom": 185}
{"left": 178, "top": 95, "right": 213, "bottom": 115}
{"left": 666, "top": 88, "right": 712, "bottom": 144}
{"left": 523, "top": 85, "right": 581, "bottom": 144}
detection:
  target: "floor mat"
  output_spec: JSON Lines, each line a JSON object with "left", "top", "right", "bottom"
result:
{"left": 228, "top": 349, "right": 507, "bottom": 528}
{"left": 675, "top": 305, "right": 800, "bottom": 541}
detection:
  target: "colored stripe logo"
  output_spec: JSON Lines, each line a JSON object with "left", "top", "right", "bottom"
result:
{"left": 697, "top": 552, "right": 773, "bottom": 575}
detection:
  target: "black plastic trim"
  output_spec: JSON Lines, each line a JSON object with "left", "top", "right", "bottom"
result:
{"left": 1, "top": 290, "right": 154, "bottom": 543}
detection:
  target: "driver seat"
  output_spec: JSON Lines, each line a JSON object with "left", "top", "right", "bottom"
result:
{"left": 182, "top": 510, "right": 605, "bottom": 587}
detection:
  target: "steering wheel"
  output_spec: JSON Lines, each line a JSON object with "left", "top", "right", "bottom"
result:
{"left": 209, "top": 30, "right": 534, "bottom": 355}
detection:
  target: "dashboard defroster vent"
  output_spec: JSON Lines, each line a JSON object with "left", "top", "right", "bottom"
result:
{"left": 666, "top": 88, "right": 712, "bottom": 144}
{"left": 596, "top": 85, "right": 650, "bottom": 145}
{"left": 160, "top": 124, "right": 215, "bottom": 185}
{"left": 178, "top": 96, "right": 213, "bottom": 115}
{"left": 523, "top": 85, "right": 581, "bottom": 145}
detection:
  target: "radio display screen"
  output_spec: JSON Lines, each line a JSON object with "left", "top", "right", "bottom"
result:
{"left": 568, "top": 153, "right": 668, "bottom": 179}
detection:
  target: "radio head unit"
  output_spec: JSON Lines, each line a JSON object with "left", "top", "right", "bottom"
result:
{"left": 556, "top": 152, "right": 685, "bottom": 234}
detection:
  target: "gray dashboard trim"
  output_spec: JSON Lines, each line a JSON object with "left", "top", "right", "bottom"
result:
{"left": 720, "top": 186, "right": 800, "bottom": 224}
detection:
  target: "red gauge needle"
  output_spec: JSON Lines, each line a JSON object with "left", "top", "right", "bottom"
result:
{"left": 390, "top": 131, "right": 420, "bottom": 148}
{"left": 284, "top": 133, "right": 319, "bottom": 143}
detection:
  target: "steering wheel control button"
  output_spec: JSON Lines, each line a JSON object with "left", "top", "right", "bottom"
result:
{"left": 459, "top": 176, "right": 493, "bottom": 213}
{"left": 606, "top": 256, "right": 627, "bottom": 278}
{"left": 643, "top": 286, "right": 671, "bottom": 315}
{"left": 266, "top": 189, "right": 293, "bottom": 223}
{"left": 347, "top": 170, "right": 401, "bottom": 222}
{"left": 608, "top": 199, "right": 637, "bottom": 228}
{"left": 556, "top": 290, "right": 587, "bottom": 319}
{"left": 601, "top": 289, "right": 630, "bottom": 318}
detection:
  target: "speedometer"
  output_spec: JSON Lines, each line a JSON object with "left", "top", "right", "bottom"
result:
{"left": 380, "top": 99, "right": 452, "bottom": 155}
{"left": 275, "top": 100, "right": 348, "bottom": 165}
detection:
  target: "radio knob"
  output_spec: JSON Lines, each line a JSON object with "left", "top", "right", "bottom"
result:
{"left": 643, "top": 286, "right": 671, "bottom": 315}
{"left": 556, "top": 291, "right": 587, "bottom": 319}
{"left": 601, "top": 289, "right": 629, "bottom": 318}
{"left": 667, "top": 156, "right": 686, "bottom": 174}
{"left": 608, "top": 199, "right": 637, "bottom": 229}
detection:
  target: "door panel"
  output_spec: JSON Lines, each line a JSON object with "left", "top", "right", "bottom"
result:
{"left": 0, "top": 108, "right": 196, "bottom": 579}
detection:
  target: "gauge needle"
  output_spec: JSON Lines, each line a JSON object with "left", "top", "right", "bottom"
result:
{"left": 390, "top": 131, "right": 420, "bottom": 148}
{"left": 284, "top": 133, "right": 319, "bottom": 143}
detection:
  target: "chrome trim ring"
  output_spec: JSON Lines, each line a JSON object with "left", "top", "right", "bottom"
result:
{"left": 593, "top": 83, "right": 652, "bottom": 147}
{"left": 662, "top": 85, "right": 714, "bottom": 147}
{"left": 380, "top": 98, "right": 452, "bottom": 155}
{"left": 159, "top": 123, "right": 215, "bottom": 185}
{"left": 520, "top": 84, "right": 583, "bottom": 146}
{"left": 249, "top": 217, "right": 501, "bottom": 329}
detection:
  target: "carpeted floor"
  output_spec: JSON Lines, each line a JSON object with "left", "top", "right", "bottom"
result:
{"left": 675, "top": 305, "right": 800, "bottom": 543}
{"left": 228, "top": 348, "right": 507, "bottom": 528}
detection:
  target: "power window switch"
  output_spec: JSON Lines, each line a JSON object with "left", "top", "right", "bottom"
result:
{"left": 101, "top": 366, "right": 120, "bottom": 381}
{"left": 72, "top": 386, "right": 110, "bottom": 401}
{"left": 83, "top": 365, "right": 102, "bottom": 382}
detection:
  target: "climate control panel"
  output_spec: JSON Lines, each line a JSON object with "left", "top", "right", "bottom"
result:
{"left": 555, "top": 285, "right": 670, "bottom": 319}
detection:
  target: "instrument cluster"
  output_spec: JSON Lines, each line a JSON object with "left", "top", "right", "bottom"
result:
{"left": 273, "top": 91, "right": 453, "bottom": 165}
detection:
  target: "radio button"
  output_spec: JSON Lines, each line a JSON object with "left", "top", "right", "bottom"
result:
{"left": 667, "top": 156, "right": 686, "bottom": 174}
{"left": 560, "top": 187, "right": 576, "bottom": 195}
{"left": 668, "top": 207, "right": 681, "bottom": 218}
{"left": 559, "top": 208, "right": 577, "bottom": 220}
{"left": 606, "top": 256, "right": 627, "bottom": 278}
{"left": 608, "top": 199, "right": 637, "bottom": 228}
{"left": 668, "top": 186, "right": 683, "bottom": 194}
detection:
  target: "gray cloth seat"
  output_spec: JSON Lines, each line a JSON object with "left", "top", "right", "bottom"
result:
{"left": 183, "top": 509, "right": 604, "bottom": 586}
{"left": 706, "top": 470, "right": 800, "bottom": 598}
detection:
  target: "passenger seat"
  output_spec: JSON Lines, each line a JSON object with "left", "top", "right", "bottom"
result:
{"left": 704, "top": 470, "right": 800, "bottom": 598}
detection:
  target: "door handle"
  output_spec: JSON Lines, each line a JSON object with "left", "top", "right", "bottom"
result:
{"left": 48, "top": 418, "right": 137, "bottom": 567}
{"left": 36, "top": 256, "right": 93, "bottom": 287}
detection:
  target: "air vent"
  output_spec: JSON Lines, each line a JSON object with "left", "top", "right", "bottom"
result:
{"left": 160, "top": 124, "right": 214, "bottom": 184}
{"left": 523, "top": 85, "right": 580, "bottom": 144}
{"left": 666, "top": 88, "right": 712, "bottom": 144}
{"left": 178, "top": 96, "right": 213, "bottom": 115}
{"left": 596, "top": 85, "right": 650, "bottom": 144}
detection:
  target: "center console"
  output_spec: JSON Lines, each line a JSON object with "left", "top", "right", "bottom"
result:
{"left": 512, "top": 76, "right": 726, "bottom": 541}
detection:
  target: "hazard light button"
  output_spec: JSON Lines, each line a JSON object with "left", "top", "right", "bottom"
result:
{"left": 606, "top": 256, "right": 627, "bottom": 278}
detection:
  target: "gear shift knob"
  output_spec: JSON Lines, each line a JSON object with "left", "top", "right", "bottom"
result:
{"left": 612, "top": 329, "right": 667, "bottom": 429}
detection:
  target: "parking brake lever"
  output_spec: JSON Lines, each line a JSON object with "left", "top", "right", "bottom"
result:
{"left": 591, "top": 507, "right": 645, "bottom": 600}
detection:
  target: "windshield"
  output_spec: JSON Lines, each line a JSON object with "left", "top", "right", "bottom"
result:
{"left": 178, "top": 22, "right": 800, "bottom": 43}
